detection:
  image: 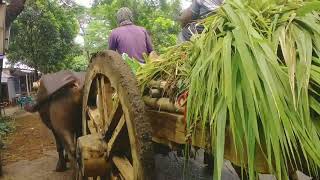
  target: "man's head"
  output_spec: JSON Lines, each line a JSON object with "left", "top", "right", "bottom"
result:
{"left": 116, "top": 7, "right": 133, "bottom": 24}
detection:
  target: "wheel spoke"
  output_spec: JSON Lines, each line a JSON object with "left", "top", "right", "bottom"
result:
{"left": 107, "top": 115, "right": 125, "bottom": 155}
{"left": 87, "top": 107, "right": 102, "bottom": 133}
{"left": 96, "top": 77, "right": 105, "bottom": 126}
{"left": 76, "top": 163, "right": 88, "bottom": 180}
{"left": 87, "top": 118, "right": 98, "bottom": 134}
{"left": 112, "top": 156, "right": 134, "bottom": 180}
{"left": 100, "top": 76, "right": 114, "bottom": 130}
{"left": 110, "top": 99, "right": 120, "bottom": 120}
{"left": 104, "top": 102, "right": 122, "bottom": 135}
{"left": 110, "top": 171, "right": 124, "bottom": 180}
{"left": 101, "top": 76, "right": 108, "bottom": 128}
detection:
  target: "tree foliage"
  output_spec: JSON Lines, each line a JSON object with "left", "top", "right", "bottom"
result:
{"left": 7, "top": 0, "right": 80, "bottom": 74}
{"left": 86, "top": 0, "right": 181, "bottom": 54}
{"left": 6, "top": 0, "right": 184, "bottom": 73}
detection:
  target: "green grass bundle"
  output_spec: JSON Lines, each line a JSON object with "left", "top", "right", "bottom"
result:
{"left": 137, "top": 0, "right": 320, "bottom": 179}
{"left": 122, "top": 53, "right": 142, "bottom": 75}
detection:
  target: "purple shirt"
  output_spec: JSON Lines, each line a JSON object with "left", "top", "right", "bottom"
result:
{"left": 108, "top": 24, "right": 153, "bottom": 63}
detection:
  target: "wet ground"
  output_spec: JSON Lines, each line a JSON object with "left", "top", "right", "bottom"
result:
{"left": 0, "top": 108, "right": 312, "bottom": 180}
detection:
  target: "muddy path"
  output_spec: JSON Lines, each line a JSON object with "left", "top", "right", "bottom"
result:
{"left": 1, "top": 111, "right": 72, "bottom": 180}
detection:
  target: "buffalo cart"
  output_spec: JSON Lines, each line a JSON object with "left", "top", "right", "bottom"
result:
{"left": 75, "top": 51, "right": 270, "bottom": 180}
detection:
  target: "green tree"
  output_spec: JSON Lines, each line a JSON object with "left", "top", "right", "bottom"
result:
{"left": 86, "top": 0, "right": 181, "bottom": 54}
{"left": 84, "top": 19, "right": 111, "bottom": 54}
{"left": 7, "top": 0, "right": 79, "bottom": 75}
{"left": 62, "top": 54, "right": 88, "bottom": 72}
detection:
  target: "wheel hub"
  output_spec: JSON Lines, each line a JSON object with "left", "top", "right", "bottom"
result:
{"left": 76, "top": 134, "right": 110, "bottom": 177}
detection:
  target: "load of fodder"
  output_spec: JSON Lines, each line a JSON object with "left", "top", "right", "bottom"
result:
{"left": 137, "top": 0, "right": 320, "bottom": 179}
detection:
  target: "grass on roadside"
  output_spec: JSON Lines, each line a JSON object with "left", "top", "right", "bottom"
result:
{"left": 0, "top": 116, "right": 16, "bottom": 148}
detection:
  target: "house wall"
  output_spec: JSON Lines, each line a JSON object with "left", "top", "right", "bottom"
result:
{"left": 14, "top": 76, "right": 21, "bottom": 95}
{"left": 7, "top": 78, "right": 16, "bottom": 102}
{"left": 1, "top": 83, "right": 8, "bottom": 101}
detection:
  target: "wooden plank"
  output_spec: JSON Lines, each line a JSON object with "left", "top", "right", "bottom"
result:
{"left": 147, "top": 110, "right": 186, "bottom": 144}
{"left": 147, "top": 110, "right": 185, "bottom": 132}
{"left": 147, "top": 110, "right": 210, "bottom": 148}
{"left": 0, "top": 4, "right": 6, "bottom": 54}
{"left": 112, "top": 156, "right": 134, "bottom": 180}
{"left": 147, "top": 110, "right": 270, "bottom": 173}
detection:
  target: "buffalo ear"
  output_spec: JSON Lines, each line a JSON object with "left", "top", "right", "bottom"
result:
{"left": 72, "top": 81, "right": 80, "bottom": 89}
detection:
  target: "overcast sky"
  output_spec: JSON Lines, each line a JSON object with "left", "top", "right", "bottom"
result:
{"left": 74, "top": 0, "right": 191, "bottom": 8}
{"left": 74, "top": 0, "right": 93, "bottom": 7}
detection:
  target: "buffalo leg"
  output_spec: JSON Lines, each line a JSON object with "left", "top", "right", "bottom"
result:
{"left": 53, "top": 130, "right": 67, "bottom": 172}
{"left": 59, "top": 131, "right": 76, "bottom": 169}
{"left": 61, "top": 131, "right": 78, "bottom": 179}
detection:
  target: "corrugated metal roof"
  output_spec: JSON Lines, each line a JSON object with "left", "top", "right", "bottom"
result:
{"left": 2, "top": 56, "right": 35, "bottom": 71}
{"left": 1, "top": 71, "right": 13, "bottom": 83}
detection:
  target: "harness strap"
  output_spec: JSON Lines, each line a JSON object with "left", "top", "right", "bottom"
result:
{"left": 177, "top": 91, "right": 192, "bottom": 143}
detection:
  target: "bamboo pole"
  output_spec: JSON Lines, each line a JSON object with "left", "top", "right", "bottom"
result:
{"left": 148, "top": 89, "right": 162, "bottom": 98}
{"left": 143, "top": 96, "right": 184, "bottom": 114}
{"left": 148, "top": 80, "right": 167, "bottom": 89}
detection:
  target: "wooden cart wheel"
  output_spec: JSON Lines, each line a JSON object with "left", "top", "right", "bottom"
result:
{"left": 77, "top": 50, "right": 154, "bottom": 180}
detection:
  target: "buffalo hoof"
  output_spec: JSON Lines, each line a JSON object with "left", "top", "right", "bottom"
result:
{"left": 55, "top": 160, "right": 67, "bottom": 172}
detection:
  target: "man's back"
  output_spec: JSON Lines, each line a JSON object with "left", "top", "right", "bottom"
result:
{"left": 108, "top": 24, "right": 153, "bottom": 63}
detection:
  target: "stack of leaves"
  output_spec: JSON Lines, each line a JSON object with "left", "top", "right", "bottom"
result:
{"left": 137, "top": 42, "right": 192, "bottom": 98}
{"left": 137, "top": 0, "right": 320, "bottom": 179}
{"left": 122, "top": 53, "right": 142, "bottom": 75}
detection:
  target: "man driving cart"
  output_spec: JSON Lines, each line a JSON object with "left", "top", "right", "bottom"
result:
{"left": 178, "top": 0, "right": 224, "bottom": 41}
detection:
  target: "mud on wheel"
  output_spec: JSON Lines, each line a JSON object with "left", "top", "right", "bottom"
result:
{"left": 76, "top": 50, "right": 154, "bottom": 180}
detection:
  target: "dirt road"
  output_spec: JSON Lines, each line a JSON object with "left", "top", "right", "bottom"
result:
{"left": 1, "top": 111, "right": 72, "bottom": 180}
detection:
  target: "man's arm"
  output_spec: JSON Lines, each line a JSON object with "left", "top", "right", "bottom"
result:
{"left": 108, "top": 31, "right": 117, "bottom": 51}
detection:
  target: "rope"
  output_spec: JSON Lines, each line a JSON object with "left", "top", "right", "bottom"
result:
{"left": 177, "top": 91, "right": 191, "bottom": 143}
